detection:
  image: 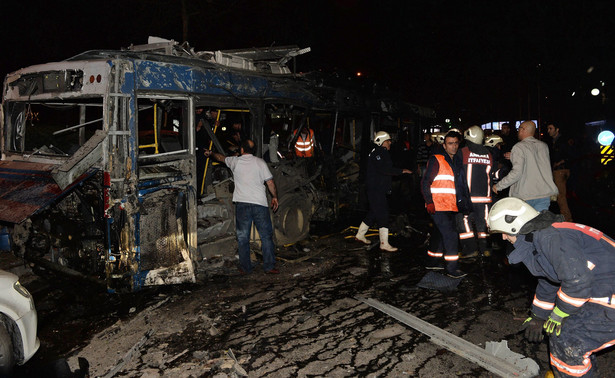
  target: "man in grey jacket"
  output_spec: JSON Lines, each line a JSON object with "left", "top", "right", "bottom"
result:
{"left": 492, "top": 121, "right": 557, "bottom": 211}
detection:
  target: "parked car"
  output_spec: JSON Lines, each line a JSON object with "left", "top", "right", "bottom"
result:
{"left": 0, "top": 269, "right": 39, "bottom": 375}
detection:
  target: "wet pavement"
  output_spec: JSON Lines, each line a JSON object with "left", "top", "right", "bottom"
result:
{"left": 6, "top": 206, "right": 615, "bottom": 377}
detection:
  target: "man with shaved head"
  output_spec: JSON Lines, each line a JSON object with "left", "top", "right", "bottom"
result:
{"left": 492, "top": 121, "right": 557, "bottom": 212}
{"left": 205, "top": 139, "right": 280, "bottom": 274}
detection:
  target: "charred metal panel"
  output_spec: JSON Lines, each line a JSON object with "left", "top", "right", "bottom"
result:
{"left": 138, "top": 189, "right": 185, "bottom": 270}
{"left": 52, "top": 129, "right": 106, "bottom": 190}
{"left": 0, "top": 160, "right": 96, "bottom": 223}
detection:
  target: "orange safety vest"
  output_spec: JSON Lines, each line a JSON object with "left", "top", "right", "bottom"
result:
{"left": 430, "top": 155, "right": 458, "bottom": 212}
{"left": 293, "top": 129, "right": 315, "bottom": 157}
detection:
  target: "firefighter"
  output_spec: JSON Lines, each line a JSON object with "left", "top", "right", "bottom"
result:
{"left": 457, "top": 126, "right": 495, "bottom": 258}
{"left": 421, "top": 130, "right": 471, "bottom": 278}
{"left": 488, "top": 197, "right": 615, "bottom": 377}
{"left": 355, "top": 131, "right": 412, "bottom": 252}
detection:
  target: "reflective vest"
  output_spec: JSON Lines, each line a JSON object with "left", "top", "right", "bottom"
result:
{"left": 293, "top": 129, "right": 315, "bottom": 157}
{"left": 430, "top": 155, "right": 458, "bottom": 211}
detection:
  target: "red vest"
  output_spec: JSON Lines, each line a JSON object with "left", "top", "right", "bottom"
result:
{"left": 430, "top": 155, "right": 458, "bottom": 211}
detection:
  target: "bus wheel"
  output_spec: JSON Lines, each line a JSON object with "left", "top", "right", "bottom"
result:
{"left": 273, "top": 193, "right": 311, "bottom": 246}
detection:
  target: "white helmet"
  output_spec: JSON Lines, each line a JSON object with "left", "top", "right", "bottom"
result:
{"left": 464, "top": 125, "right": 484, "bottom": 144}
{"left": 374, "top": 131, "right": 391, "bottom": 146}
{"left": 488, "top": 197, "right": 539, "bottom": 235}
{"left": 484, "top": 134, "right": 503, "bottom": 147}
{"left": 431, "top": 132, "right": 445, "bottom": 144}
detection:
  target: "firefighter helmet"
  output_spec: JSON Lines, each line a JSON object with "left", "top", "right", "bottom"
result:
{"left": 484, "top": 134, "right": 504, "bottom": 148}
{"left": 431, "top": 132, "right": 445, "bottom": 144}
{"left": 464, "top": 125, "right": 484, "bottom": 144}
{"left": 374, "top": 131, "right": 391, "bottom": 146}
{"left": 488, "top": 197, "right": 539, "bottom": 235}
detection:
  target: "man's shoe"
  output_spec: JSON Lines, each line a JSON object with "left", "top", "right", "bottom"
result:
{"left": 446, "top": 269, "right": 467, "bottom": 279}
{"left": 379, "top": 227, "right": 398, "bottom": 252}
{"left": 265, "top": 268, "right": 280, "bottom": 274}
{"left": 238, "top": 268, "right": 251, "bottom": 275}
{"left": 354, "top": 222, "right": 371, "bottom": 245}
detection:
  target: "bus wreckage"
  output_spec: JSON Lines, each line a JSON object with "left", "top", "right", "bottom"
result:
{"left": 0, "top": 37, "right": 435, "bottom": 292}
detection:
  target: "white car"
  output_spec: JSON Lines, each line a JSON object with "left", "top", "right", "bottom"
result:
{"left": 0, "top": 269, "right": 39, "bottom": 374}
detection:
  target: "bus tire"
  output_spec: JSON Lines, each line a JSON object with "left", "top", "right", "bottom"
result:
{"left": 273, "top": 193, "right": 311, "bottom": 246}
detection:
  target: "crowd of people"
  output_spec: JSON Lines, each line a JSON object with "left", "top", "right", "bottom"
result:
{"left": 199, "top": 115, "right": 614, "bottom": 376}
{"left": 355, "top": 122, "right": 615, "bottom": 377}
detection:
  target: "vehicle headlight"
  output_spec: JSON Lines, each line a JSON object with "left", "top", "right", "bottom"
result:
{"left": 13, "top": 281, "right": 32, "bottom": 299}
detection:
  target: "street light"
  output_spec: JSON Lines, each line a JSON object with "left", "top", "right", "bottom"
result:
{"left": 591, "top": 88, "right": 600, "bottom": 96}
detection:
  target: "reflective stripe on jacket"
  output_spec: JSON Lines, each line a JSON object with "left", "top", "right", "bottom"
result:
{"left": 431, "top": 155, "right": 458, "bottom": 212}
{"left": 509, "top": 219, "right": 615, "bottom": 319}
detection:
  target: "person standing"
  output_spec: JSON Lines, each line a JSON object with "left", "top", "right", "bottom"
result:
{"left": 488, "top": 197, "right": 615, "bottom": 377}
{"left": 205, "top": 140, "right": 280, "bottom": 274}
{"left": 547, "top": 123, "right": 573, "bottom": 222}
{"left": 416, "top": 132, "right": 434, "bottom": 177}
{"left": 492, "top": 121, "right": 557, "bottom": 212}
{"left": 291, "top": 124, "right": 317, "bottom": 158}
{"left": 195, "top": 107, "right": 211, "bottom": 196}
{"left": 499, "top": 122, "right": 517, "bottom": 155}
{"left": 457, "top": 126, "right": 495, "bottom": 258}
{"left": 355, "top": 131, "right": 412, "bottom": 252}
{"left": 421, "top": 131, "right": 471, "bottom": 278}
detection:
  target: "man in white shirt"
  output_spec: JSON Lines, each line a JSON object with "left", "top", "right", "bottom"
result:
{"left": 493, "top": 121, "right": 557, "bottom": 212}
{"left": 205, "top": 140, "right": 280, "bottom": 274}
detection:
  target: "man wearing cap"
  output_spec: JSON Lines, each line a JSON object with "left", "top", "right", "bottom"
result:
{"left": 488, "top": 197, "right": 615, "bottom": 377}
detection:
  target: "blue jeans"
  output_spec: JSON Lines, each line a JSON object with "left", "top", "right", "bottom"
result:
{"left": 526, "top": 197, "right": 550, "bottom": 212}
{"left": 235, "top": 202, "right": 276, "bottom": 272}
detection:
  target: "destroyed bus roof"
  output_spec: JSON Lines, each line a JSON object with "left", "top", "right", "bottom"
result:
{"left": 58, "top": 49, "right": 348, "bottom": 112}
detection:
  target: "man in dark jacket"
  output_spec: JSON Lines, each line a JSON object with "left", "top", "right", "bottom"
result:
{"left": 421, "top": 131, "right": 472, "bottom": 278}
{"left": 355, "top": 131, "right": 412, "bottom": 251}
{"left": 547, "top": 122, "right": 573, "bottom": 222}
{"left": 488, "top": 197, "right": 615, "bottom": 377}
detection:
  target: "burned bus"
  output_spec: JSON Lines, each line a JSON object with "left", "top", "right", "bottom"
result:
{"left": 0, "top": 38, "right": 434, "bottom": 292}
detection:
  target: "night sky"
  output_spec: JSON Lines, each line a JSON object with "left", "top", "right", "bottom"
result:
{"left": 1, "top": 1, "right": 613, "bottom": 127}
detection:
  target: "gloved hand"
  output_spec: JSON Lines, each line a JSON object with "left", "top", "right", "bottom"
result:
{"left": 544, "top": 307, "right": 569, "bottom": 337}
{"left": 426, "top": 203, "right": 436, "bottom": 215}
{"left": 520, "top": 314, "right": 545, "bottom": 342}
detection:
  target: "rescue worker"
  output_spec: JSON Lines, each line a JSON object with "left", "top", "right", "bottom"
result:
{"left": 488, "top": 197, "right": 615, "bottom": 377}
{"left": 421, "top": 130, "right": 471, "bottom": 277}
{"left": 355, "top": 131, "right": 412, "bottom": 252}
{"left": 291, "top": 124, "right": 317, "bottom": 158}
{"left": 457, "top": 126, "right": 495, "bottom": 258}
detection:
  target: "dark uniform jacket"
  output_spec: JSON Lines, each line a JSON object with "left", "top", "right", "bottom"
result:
{"left": 510, "top": 212, "right": 615, "bottom": 320}
{"left": 549, "top": 133, "right": 572, "bottom": 170}
{"left": 366, "top": 145, "right": 402, "bottom": 193}
{"left": 460, "top": 141, "right": 494, "bottom": 204}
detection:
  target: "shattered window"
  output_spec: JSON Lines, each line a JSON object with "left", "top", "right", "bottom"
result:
{"left": 6, "top": 98, "right": 103, "bottom": 156}
{"left": 137, "top": 98, "right": 189, "bottom": 155}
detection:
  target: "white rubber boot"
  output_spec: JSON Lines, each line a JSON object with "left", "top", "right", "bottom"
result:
{"left": 354, "top": 222, "right": 370, "bottom": 245}
{"left": 379, "top": 228, "right": 398, "bottom": 252}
